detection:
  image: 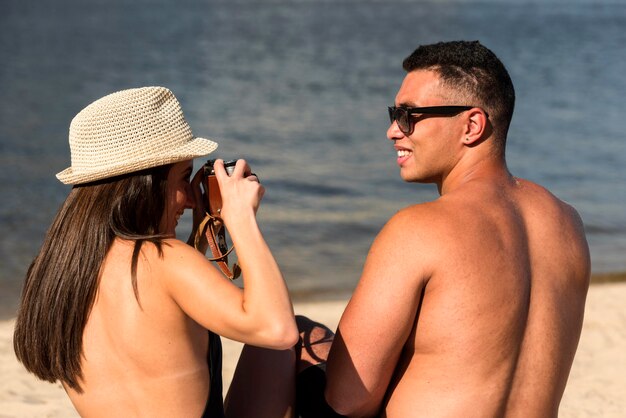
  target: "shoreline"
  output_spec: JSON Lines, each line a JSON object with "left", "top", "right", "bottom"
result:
{"left": 587, "top": 271, "right": 626, "bottom": 285}
{"left": 1, "top": 277, "right": 626, "bottom": 417}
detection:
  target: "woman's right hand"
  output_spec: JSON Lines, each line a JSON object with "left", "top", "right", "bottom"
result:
{"left": 212, "top": 159, "right": 264, "bottom": 228}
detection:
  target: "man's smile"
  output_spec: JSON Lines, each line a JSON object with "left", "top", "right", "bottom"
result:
{"left": 396, "top": 147, "right": 413, "bottom": 165}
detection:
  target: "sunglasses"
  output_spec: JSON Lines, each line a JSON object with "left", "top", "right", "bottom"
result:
{"left": 388, "top": 106, "right": 486, "bottom": 135}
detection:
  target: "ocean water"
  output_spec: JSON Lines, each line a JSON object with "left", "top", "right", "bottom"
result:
{"left": 1, "top": 0, "right": 625, "bottom": 318}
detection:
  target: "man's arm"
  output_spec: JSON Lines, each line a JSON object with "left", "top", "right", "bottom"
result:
{"left": 325, "top": 207, "right": 433, "bottom": 417}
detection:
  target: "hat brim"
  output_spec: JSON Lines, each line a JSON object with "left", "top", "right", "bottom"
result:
{"left": 56, "top": 137, "right": 218, "bottom": 185}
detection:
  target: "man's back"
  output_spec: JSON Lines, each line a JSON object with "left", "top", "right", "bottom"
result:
{"left": 383, "top": 176, "right": 590, "bottom": 417}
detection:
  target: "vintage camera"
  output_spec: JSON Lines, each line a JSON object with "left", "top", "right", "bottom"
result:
{"left": 204, "top": 159, "right": 237, "bottom": 177}
{"left": 201, "top": 159, "right": 259, "bottom": 216}
{"left": 199, "top": 159, "right": 242, "bottom": 280}
{"left": 201, "top": 159, "right": 237, "bottom": 216}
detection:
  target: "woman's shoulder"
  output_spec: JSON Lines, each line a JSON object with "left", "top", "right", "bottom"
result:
{"left": 142, "top": 238, "right": 205, "bottom": 261}
{"left": 160, "top": 237, "right": 196, "bottom": 252}
{"left": 146, "top": 238, "right": 216, "bottom": 277}
{"left": 122, "top": 238, "right": 207, "bottom": 273}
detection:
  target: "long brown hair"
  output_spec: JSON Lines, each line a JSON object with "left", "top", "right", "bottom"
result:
{"left": 13, "top": 164, "right": 171, "bottom": 391}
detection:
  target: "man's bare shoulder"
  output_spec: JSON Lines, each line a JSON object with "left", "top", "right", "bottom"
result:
{"left": 374, "top": 201, "right": 455, "bottom": 272}
{"left": 514, "top": 178, "right": 590, "bottom": 278}
{"left": 515, "top": 177, "right": 569, "bottom": 205}
{"left": 388, "top": 200, "right": 452, "bottom": 232}
{"left": 386, "top": 198, "right": 470, "bottom": 242}
{"left": 514, "top": 178, "right": 586, "bottom": 230}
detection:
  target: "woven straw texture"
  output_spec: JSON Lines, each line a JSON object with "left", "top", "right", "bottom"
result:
{"left": 56, "top": 86, "right": 218, "bottom": 184}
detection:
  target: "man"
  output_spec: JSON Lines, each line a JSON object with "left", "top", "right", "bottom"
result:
{"left": 303, "top": 41, "right": 590, "bottom": 417}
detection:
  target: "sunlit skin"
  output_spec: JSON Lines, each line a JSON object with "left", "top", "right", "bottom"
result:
{"left": 160, "top": 160, "right": 194, "bottom": 237}
{"left": 64, "top": 159, "right": 298, "bottom": 418}
{"left": 324, "top": 70, "right": 590, "bottom": 418}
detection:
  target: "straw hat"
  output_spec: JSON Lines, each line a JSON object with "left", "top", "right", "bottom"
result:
{"left": 56, "top": 86, "right": 218, "bottom": 184}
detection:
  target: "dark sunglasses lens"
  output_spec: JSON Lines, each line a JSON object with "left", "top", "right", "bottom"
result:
{"left": 388, "top": 107, "right": 411, "bottom": 134}
{"left": 395, "top": 108, "right": 409, "bottom": 133}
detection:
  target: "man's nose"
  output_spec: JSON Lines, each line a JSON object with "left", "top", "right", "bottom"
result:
{"left": 387, "top": 120, "right": 403, "bottom": 141}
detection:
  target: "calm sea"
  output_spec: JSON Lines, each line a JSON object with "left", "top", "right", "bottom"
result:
{"left": 1, "top": 0, "right": 625, "bottom": 318}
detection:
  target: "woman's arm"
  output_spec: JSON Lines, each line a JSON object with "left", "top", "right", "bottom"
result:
{"left": 164, "top": 159, "right": 298, "bottom": 349}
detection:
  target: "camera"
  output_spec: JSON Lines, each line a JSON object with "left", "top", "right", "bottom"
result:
{"left": 204, "top": 159, "right": 237, "bottom": 177}
{"left": 201, "top": 159, "right": 240, "bottom": 216}
{"left": 198, "top": 159, "right": 243, "bottom": 280}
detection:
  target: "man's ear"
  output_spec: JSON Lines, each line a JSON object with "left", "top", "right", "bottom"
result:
{"left": 463, "top": 108, "right": 489, "bottom": 145}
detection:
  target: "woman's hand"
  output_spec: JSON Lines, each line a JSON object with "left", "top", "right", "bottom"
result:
{"left": 186, "top": 167, "right": 210, "bottom": 252}
{"left": 212, "top": 159, "right": 264, "bottom": 228}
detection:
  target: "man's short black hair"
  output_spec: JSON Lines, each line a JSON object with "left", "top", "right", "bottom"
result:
{"left": 403, "top": 40, "right": 515, "bottom": 147}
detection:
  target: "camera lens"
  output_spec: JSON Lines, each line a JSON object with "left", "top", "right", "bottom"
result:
{"left": 223, "top": 160, "right": 237, "bottom": 176}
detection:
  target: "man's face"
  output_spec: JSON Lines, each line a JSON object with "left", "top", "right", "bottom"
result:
{"left": 387, "top": 70, "right": 466, "bottom": 184}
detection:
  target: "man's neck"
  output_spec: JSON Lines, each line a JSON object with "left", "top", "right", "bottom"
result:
{"left": 438, "top": 153, "right": 512, "bottom": 196}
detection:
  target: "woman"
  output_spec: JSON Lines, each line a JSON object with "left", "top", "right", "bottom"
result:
{"left": 13, "top": 87, "right": 299, "bottom": 418}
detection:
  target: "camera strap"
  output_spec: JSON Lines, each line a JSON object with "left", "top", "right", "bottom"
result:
{"left": 195, "top": 175, "right": 241, "bottom": 280}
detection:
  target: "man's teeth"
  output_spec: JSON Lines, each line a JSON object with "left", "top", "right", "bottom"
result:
{"left": 397, "top": 150, "right": 412, "bottom": 157}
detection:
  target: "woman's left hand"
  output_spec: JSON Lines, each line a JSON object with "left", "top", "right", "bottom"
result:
{"left": 186, "top": 167, "right": 210, "bottom": 252}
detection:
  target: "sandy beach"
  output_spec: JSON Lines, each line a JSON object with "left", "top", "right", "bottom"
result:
{"left": 1, "top": 281, "right": 625, "bottom": 417}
